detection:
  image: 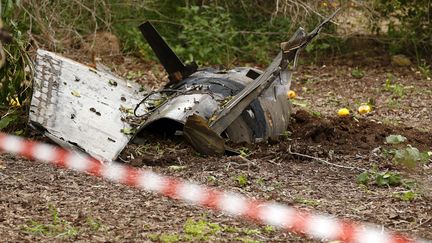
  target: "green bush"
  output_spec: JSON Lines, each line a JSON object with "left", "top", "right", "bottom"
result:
{"left": 372, "top": 0, "right": 431, "bottom": 63}
{"left": 1, "top": 1, "right": 32, "bottom": 132}
{"left": 174, "top": 5, "right": 239, "bottom": 65}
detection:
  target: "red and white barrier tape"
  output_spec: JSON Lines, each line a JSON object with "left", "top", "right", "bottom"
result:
{"left": 0, "top": 132, "right": 428, "bottom": 243}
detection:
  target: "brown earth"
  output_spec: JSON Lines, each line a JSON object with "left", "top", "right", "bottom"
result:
{"left": 288, "top": 110, "right": 432, "bottom": 153}
{"left": 1, "top": 54, "right": 432, "bottom": 242}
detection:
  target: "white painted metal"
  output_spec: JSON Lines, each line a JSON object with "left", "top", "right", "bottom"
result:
{"left": 29, "top": 50, "right": 144, "bottom": 162}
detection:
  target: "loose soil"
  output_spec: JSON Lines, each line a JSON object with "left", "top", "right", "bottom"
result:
{"left": 1, "top": 55, "right": 431, "bottom": 242}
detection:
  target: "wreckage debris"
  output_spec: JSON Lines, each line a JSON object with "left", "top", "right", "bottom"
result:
{"left": 29, "top": 50, "right": 144, "bottom": 162}
{"left": 29, "top": 10, "right": 339, "bottom": 159}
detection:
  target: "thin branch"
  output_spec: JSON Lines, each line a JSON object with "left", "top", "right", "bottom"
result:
{"left": 288, "top": 145, "right": 367, "bottom": 172}
{"left": 401, "top": 217, "right": 432, "bottom": 232}
{"left": 238, "top": 155, "right": 257, "bottom": 166}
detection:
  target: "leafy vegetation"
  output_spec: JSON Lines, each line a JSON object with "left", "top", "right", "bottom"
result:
{"left": 384, "top": 75, "right": 407, "bottom": 98}
{"left": 0, "top": 1, "right": 33, "bottom": 132}
{"left": 358, "top": 135, "right": 430, "bottom": 191}
{"left": 385, "top": 134, "right": 407, "bottom": 144}
{"left": 393, "top": 146, "right": 430, "bottom": 168}
{"left": 372, "top": 0, "right": 431, "bottom": 63}
{"left": 357, "top": 170, "right": 401, "bottom": 187}
{"left": 383, "top": 135, "right": 431, "bottom": 168}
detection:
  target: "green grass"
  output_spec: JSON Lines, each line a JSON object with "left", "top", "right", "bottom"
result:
{"left": 293, "top": 197, "right": 321, "bottom": 206}
{"left": 159, "top": 233, "right": 180, "bottom": 243}
{"left": 235, "top": 174, "right": 249, "bottom": 187}
{"left": 146, "top": 217, "right": 270, "bottom": 242}
{"left": 22, "top": 205, "right": 79, "bottom": 238}
{"left": 22, "top": 205, "right": 107, "bottom": 238}
{"left": 183, "top": 218, "right": 222, "bottom": 240}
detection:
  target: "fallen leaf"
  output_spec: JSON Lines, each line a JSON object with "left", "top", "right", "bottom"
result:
{"left": 386, "top": 134, "right": 407, "bottom": 144}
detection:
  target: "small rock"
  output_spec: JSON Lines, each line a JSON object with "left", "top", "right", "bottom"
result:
{"left": 391, "top": 54, "right": 411, "bottom": 66}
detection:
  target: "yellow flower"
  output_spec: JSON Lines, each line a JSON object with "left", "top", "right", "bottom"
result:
{"left": 287, "top": 90, "right": 296, "bottom": 99}
{"left": 358, "top": 104, "right": 372, "bottom": 114}
{"left": 337, "top": 108, "right": 350, "bottom": 117}
{"left": 8, "top": 97, "right": 21, "bottom": 108}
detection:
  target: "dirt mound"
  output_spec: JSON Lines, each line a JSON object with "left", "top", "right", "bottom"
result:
{"left": 288, "top": 110, "right": 432, "bottom": 153}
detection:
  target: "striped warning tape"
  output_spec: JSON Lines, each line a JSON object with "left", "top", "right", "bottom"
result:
{"left": 0, "top": 132, "right": 428, "bottom": 243}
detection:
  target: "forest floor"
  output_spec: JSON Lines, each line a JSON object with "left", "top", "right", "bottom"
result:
{"left": 0, "top": 53, "right": 431, "bottom": 242}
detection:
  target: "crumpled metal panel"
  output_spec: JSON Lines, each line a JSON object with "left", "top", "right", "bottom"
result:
{"left": 136, "top": 67, "right": 293, "bottom": 144}
{"left": 140, "top": 93, "right": 221, "bottom": 127}
{"left": 29, "top": 50, "right": 143, "bottom": 162}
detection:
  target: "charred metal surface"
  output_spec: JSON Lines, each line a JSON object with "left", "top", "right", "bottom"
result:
{"left": 30, "top": 50, "right": 143, "bottom": 162}
{"left": 139, "top": 22, "right": 197, "bottom": 84}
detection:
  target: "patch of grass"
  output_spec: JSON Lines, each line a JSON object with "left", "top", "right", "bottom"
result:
{"left": 384, "top": 75, "right": 408, "bottom": 98}
{"left": 310, "top": 110, "right": 322, "bottom": 117}
{"left": 243, "top": 229, "right": 261, "bottom": 235}
{"left": 263, "top": 225, "right": 275, "bottom": 233}
{"left": 135, "top": 144, "right": 150, "bottom": 156}
{"left": 168, "top": 217, "right": 268, "bottom": 241}
{"left": 418, "top": 61, "right": 431, "bottom": 80}
{"left": 381, "top": 118, "right": 400, "bottom": 126}
{"left": 183, "top": 219, "right": 222, "bottom": 241}
{"left": 351, "top": 68, "right": 365, "bottom": 79}
{"left": 22, "top": 205, "right": 79, "bottom": 238}
{"left": 154, "top": 142, "right": 165, "bottom": 156}
{"left": 86, "top": 217, "right": 106, "bottom": 232}
{"left": 255, "top": 177, "right": 266, "bottom": 187}
{"left": 293, "top": 197, "right": 320, "bottom": 206}
{"left": 235, "top": 174, "right": 249, "bottom": 187}
{"left": 385, "top": 98, "right": 402, "bottom": 109}
{"left": 393, "top": 190, "right": 417, "bottom": 202}
{"left": 207, "top": 175, "right": 217, "bottom": 184}
{"left": 223, "top": 226, "right": 239, "bottom": 233}
{"left": 147, "top": 232, "right": 180, "bottom": 242}
{"left": 235, "top": 236, "right": 261, "bottom": 243}
{"left": 291, "top": 99, "right": 311, "bottom": 109}
{"left": 159, "top": 233, "right": 180, "bottom": 243}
